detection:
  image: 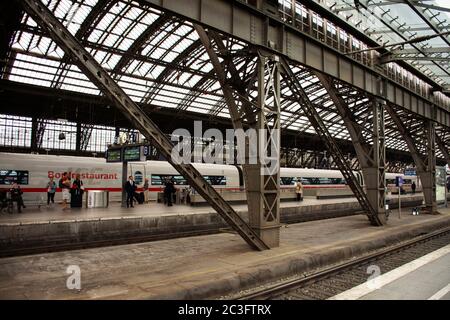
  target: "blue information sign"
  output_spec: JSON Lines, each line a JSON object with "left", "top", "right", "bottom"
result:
{"left": 395, "top": 176, "right": 403, "bottom": 187}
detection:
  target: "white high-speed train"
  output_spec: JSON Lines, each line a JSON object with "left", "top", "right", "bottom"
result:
{"left": 0, "top": 152, "right": 418, "bottom": 204}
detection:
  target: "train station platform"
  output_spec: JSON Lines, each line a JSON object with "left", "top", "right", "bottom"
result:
{"left": 0, "top": 194, "right": 424, "bottom": 255}
{"left": 331, "top": 244, "right": 450, "bottom": 300}
{"left": 0, "top": 207, "right": 449, "bottom": 299}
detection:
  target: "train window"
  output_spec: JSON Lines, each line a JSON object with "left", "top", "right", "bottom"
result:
{"left": 403, "top": 179, "right": 412, "bottom": 184}
{"left": 300, "top": 177, "right": 345, "bottom": 185}
{"left": 281, "top": 177, "right": 296, "bottom": 185}
{"left": 329, "top": 178, "right": 345, "bottom": 185}
{"left": 151, "top": 175, "right": 226, "bottom": 186}
{"left": 386, "top": 179, "right": 396, "bottom": 185}
{"left": 203, "top": 176, "right": 227, "bottom": 186}
{"left": 151, "top": 175, "right": 187, "bottom": 186}
{"left": 0, "top": 170, "right": 29, "bottom": 185}
{"left": 134, "top": 171, "right": 143, "bottom": 184}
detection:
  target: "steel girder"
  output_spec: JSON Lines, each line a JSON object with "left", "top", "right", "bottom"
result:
{"left": 314, "top": 72, "right": 387, "bottom": 225}
{"left": 386, "top": 104, "right": 437, "bottom": 213}
{"left": 79, "top": 124, "right": 94, "bottom": 151}
{"left": 195, "top": 25, "right": 281, "bottom": 247}
{"left": 19, "top": 0, "right": 269, "bottom": 251}
{"left": 280, "top": 58, "right": 383, "bottom": 226}
{"left": 31, "top": 117, "right": 46, "bottom": 151}
{"left": 435, "top": 130, "right": 450, "bottom": 167}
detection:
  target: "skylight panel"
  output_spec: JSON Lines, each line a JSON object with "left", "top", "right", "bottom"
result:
{"left": 148, "top": 47, "right": 167, "bottom": 60}
{"left": 171, "top": 38, "right": 193, "bottom": 54}
{"left": 148, "top": 65, "right": 165, "bottom": 78}
{"left": 103, "top": 53, "right": 122, "bottom": 69}
{"left": 102, "top": 33, "right": 120, "bottom": 48}
{"left": 9, "top": 74, "right": 52, "bottom": 88}
{"left": 60, "top": 83, "right": 100, "bottom": 96}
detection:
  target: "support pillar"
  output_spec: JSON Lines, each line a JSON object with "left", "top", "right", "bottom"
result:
{"left": 195, "top": 25, "right": 280, "bottom": 247}
{"left": 121, "top": 161, "right": 128, "bottom": 208}
{"left": 30, "top": 117, "right": 38, "bottom": 152}
{"left": 386, "top": 105, "right": 437, "bottom": 214}
{"left": 247, "top": 53, "right": 281, "bottom": 247}
{"left": 420, "top": 120, "right": 437, "bottom": 213}
{"left": 75, "top": 122, "right": 81, "bottom": 152}
{"left": 312, "top": 70, "right": 386, "bottom": 225}
{"left": 362, "top": 100, "right": 386, "bottom": 224}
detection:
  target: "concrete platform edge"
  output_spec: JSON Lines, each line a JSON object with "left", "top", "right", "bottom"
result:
{"left": 145, "top": 214, "right": 450, "bottom": 300}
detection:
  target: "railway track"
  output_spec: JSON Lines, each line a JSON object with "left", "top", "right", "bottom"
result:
{"left": 237, "top": 226, "right": 450, "bottom": 300}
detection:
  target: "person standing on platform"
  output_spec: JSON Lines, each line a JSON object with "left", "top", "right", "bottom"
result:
{"left": 295, "top": 180, "right": 303, "bottom": 201}
{"left": 70, "top": 174, "right": 84, "bottom": 208}
{"left": 46, "top": 177, "right": 57, "bottom": 206}
{"left": 59, "top": 172, "right": 71, "bottom": 211}
{"left": 125, "top": 176, "right": 137, "bottom": 208}
{"left": 143, "top": 178, "right": 149, "bottom": 204}
{"left": 164, "top": 178, "right": 175, "bottom": 207}
{"left": 411, "top": 181, "right": 416, "bottom": 195}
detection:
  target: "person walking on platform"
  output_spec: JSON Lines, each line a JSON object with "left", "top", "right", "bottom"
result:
{"left": 143, "top": 178, "right": 149, "bottom": 204}
{"left": 46, "top": 177, "right": 57, "bottom": 206}
{"left": 10, "top": 182, "right": 25, "bottom": 213}
{"left": 164, "top": 178, "right": 175, "bottom": 207}
{"left": 125, "top": 176, "right": 137, "bottom": 208}
{"left": 295, "top": 180, "right": 303, "bottom": 201}
{"left": 411, "top": 181, "right": 416, "bottom": 195}
{"left": 70, "top": 174, "right": 84, "bottom": 208}
{"left": 59, "top": 172, "right": 71, "bottom": 211}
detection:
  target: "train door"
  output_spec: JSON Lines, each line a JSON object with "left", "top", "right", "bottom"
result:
{"left": 128, "top": 163, "right": 146, "bottom": 188}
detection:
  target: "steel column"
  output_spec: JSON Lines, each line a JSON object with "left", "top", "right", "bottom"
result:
{"left": 195, "top": 25, "right": 280, "bottom": 247}
{"left": 247, "top": 53, "right": 281, "bottom": 247}
{"left": 281, "top": 59, "right": 383, "bottom": 226}
{"left": 31, "top": 117, "right": 46, "bottom": 151}
{"left": 386, "top": 105, "right": 437, "bottom": 213}
{"left": 314, "top": 72, "right": 387, "bottom": 224}
{"left": 366, "top": 99, "right": 387, "bottom": 223}
{"left": 424, "top": 120, "right": 437, "bottom": 213}
{"left": 19, "top": 0, "right": 269, "bottom": 250}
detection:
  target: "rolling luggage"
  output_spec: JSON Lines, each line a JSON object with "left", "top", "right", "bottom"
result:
{"left": 135, "top": 192, "right": 144, "bottom": 204}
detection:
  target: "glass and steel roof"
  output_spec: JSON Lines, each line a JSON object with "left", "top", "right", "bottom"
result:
{"left": 321, "top": 0, "right": 450, "bottom": 91}
{"left": 1, "top": 0, "right": 449, "bottom": 160}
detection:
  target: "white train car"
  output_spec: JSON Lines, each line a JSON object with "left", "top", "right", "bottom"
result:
{"left": 279, "top": 168, "right": 363, "bottom": 186}
{"left": 0, "top": 153, "right": 240, "bottom": 204}
{"left": 0, "top": 152, "right": 420, "bottom": 205}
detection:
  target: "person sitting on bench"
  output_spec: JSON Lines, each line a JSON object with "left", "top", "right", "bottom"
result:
{"left": 10, "top": 183, "right": 25, "bottom": 213}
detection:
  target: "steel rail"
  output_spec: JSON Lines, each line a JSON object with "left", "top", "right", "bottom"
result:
{"left": 237, "top": 225, "right": 450, "bottom": 300}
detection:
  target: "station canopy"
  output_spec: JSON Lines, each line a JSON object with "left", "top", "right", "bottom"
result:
{"left": 323, "top": 0, "right": 450, "bottom": 91}
{"left": 2, "top": 0, "right": 449, "bottom": 159}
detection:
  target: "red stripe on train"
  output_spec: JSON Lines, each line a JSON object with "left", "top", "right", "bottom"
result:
{"left": 0, "top": 185, "right": 349, "bottom": 193}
